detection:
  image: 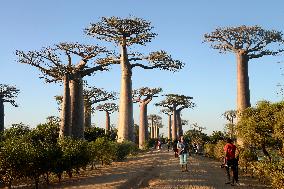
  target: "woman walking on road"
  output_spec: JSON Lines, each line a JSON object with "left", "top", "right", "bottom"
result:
{"left": 177, "top": 135, "right": 189, "bottom": 172}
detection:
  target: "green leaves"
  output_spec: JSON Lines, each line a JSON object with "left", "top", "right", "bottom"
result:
{"left": 86, "top": 16, "right": 157, "bottom": 46}
{"left": 204, "top": 25, "right": 284, "bottom": 58}
{"left": 0, "top": 84, "right": 20, "bottom": 107}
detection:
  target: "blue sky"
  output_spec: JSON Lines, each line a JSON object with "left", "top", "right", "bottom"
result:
{"left": 1, "top": 0, "right": 284, "bottom": 135}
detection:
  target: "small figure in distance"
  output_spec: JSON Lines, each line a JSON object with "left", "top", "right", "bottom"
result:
{"left": 173, "top": 139, "right": 179, "bottom": 158}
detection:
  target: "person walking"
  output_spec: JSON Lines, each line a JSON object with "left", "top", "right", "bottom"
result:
{"left": 173, "top": 139, "right": 179, "bottom": 158}
{"left": 224, "top": 138, "right": 239, "bottom": 185}
{"left": 177, "top": 135, "right": 189, "bottom": 172}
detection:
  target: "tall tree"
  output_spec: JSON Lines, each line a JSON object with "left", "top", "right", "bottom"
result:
{"left": 96, "top": 103, "right": 119, "bottom": 134}
{"left": 204, "top": 26, "right": 284, "bottom": 113}
{"left": 161, "top": 109, "right": 173, "bottom": 140}
{"left": 147, "top": 114, "right": 162, "bottom": 139}
{"left": 16, "top": 43, "right": 110, "bottom": 138}
{"left": 156, "top": 94, "right": 195, "bottom": 140}
{"left": 83, "top": 84, "right": 117, "bottom": 128}
{"left": 133, "top": 87, "right": 162, "bottom": 149}
{"left": 55, "top": 85, "right": 116, "bottom": 128}
{"left": 85, "top": 16, "right": 184, "bottom": 142}
{"left": 0, "top": 84, "right": 20, "bottom": 132}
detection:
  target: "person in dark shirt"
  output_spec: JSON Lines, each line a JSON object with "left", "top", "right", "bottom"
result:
{"left": 224, "top": 138, "right": 239, "bottom": 185}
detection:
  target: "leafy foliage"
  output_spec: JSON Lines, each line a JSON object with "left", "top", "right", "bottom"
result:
{"left": 0, "top": 84, "right": 20, "bottom": 107}
{"left": 204, "top": 25, "right": 284, "bottom": 59}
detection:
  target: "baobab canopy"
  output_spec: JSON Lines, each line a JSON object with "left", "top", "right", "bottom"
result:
{"left": 203, "top": 25, "right": 284, "bottom": 59}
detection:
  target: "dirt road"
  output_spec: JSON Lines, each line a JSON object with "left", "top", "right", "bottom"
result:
{"left": 47, "top": 148, "right": 270, "bottom": 189}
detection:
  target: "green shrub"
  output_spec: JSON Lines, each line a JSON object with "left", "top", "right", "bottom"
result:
{"left": 214, "top": 140, "right": 226, "bottom": 160}
{"left": 204, "top": 143, "right": 215, "bottom": 158}
{"left": 114, "top": 141, "right": 139, "bottom": 161}
{"left": 90, "top": 137, "right": 116, "bottom": 165}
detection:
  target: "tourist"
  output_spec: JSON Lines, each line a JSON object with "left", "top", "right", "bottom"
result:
{"left": 224, "top": 138, "right": 239, "bottom": 185}
{"left": 177, "top": 135, "right": 189, "bottom": 172}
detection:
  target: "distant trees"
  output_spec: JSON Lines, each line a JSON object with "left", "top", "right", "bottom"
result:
{"left": 86, "top": 16, "right": 184, "bottom": 142}
{"left": 96, "top": 103, "right": 118, "bottom": 134}
{"left": 156, "top": 94, "right": 195, "bottom": 140}
{"left": 83, "top": 85, "right": 117, "bottom": 128}
{"left": 147, "top": 114, "right": 162, "bottom": 139}
{"left": 204, "top": 26, "right": 284, "bottom": 113}
{"left": 0, "top": 84, "right": 20, "bottom": 132}
{"left": 133, "top": 87, "right": 162, "bottom": 148}
{"left": 16, "top": 43, "right": 110, "bottom": 138}
{"left": 161, "top": 109, "right": 173, "bottom": 140}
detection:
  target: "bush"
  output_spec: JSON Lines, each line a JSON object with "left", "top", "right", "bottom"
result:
{"left": 214, "top": 140, "right": 226, "bottom": 160}
{"left": 144, "top": 138, "right": 157, "bottom": 149}
{"left": 251, "top": 160, "right": 284, "bottom": 189}
{"left": 114, "top": 141, "right": 139, "bottom": 161}
{"left": 89, "top": 137, "right": 116, "bottom": 165}
{"left": 204, "top": 143, "right": 215, "bottom": 158}
{"left": 58, "top": 137, "right": 91, "bottom": 177}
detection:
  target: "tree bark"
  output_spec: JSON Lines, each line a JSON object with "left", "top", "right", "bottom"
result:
{"left": 237, "top": 52, "right": 250, "bottom": 112}
{"left": 70, "top": 77, "right": 84, "bottom": 139}
{"left": 84, "top": 101, "right": 92, "bottom": 128}
{"left": 59, "top": 75, "right": 71, "bottom": 137}
{"left": 105, "top": 111, "right": 110, "bottom": 134}
{"left": 139, "top": 102, "right": 147, "bottom": 149}
{"left": 0, "top": 99, "right": 4, "bottom": 132}
{"left": 168, "top": 114, "right": 172, "bottom": 140}
{"left": 157, "top": 126, "right": 159, "bottom": 138}
{"left": 176, "top": 110, "right": 183, "bottom": 137}
{"left": 117, "top": 40, "right": 134, "bottom": 142}
{"left": 172, "top": 109, "right": 177, "bottom": 140}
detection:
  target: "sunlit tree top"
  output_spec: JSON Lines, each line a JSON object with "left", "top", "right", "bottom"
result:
{"left": 96, "top": 103, "right": 118, "bottom": 114}
{"left": 85, "top": 16, "right": 157, "bottom": 46}
{"left": 16, "top": 42, "right": 110, "bottom": 83}
{"left": 155, "top": 94, "right": 195, "bottom": 111}
{"left": 204, "top": 25, "right": 284, "bottom": 59}
{"left": 0, "top": 84, "right": 20, "bottom": 107}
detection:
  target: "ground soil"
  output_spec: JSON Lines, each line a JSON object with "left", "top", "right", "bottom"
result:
{"left": 8, "top": 147, "right": 271, "bottom": 189}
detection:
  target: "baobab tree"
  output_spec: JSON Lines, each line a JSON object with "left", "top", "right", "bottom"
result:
{"left": 16, "top": 43, "right": 110, "bottom": 138}
{"left": 204, "top": 26, "right": 284, "bottom": 113}
{"left": 133, "top": 87, "right": 162, "bottom": 149}
{"left": 0, "top": 84, "right": 20, "bottom": 132}
{"left": 147, "top": 114, "right": 162, "bottom": 139}
{"left": 96, "top": 103, "right": 119, "bottom": 134}
{"left": 156, "top": 94, "right": 195, "bottom": 140}
{"left": 222, "top": 110, "right": 237, "bottom": 139}
{"left": 55, "top": 85, "right": 116, "bottom": 129}
{"left": 161, "top": 109, "right": 173, "bottom": 140}
{"left": 83, "top": 84, "right": 117, "bottom": 128}
{"left": 85, "top": 16, "right": 184, "bottom": 142}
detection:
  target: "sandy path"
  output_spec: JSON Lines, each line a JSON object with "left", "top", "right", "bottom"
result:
{"left": 42, "top": 148, "right": 270, "bottom": 189}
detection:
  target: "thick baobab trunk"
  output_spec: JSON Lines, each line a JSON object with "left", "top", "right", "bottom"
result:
{"left": 105, "top": 111, "right": 110, "bottom": 134}
{"left": 0, "top": 100, "right": 4, "bottom": 132}
{"left": 70, "top": 77, "right": 84, "bottom": 139}
{"left": 156, "top": 127, "right": 159, "bottom": 138}
{"left": 237, "top": 52, "right": 250, "bottom": 112}
{"left": 59, "top": 75, "right": 71, "bottom": 137}
{"left": 168, "top": 114, "right": 172, "bottom": 140}
{"left": 236, "top": 52, "right": 250, "bottom": 146}
{"left": 150, "top": 125, "right": 154, "bottom": 138}
{"left": 172, "top": 110, "right": 177, "bottom": 140}
{"left": 176, "top": 111, "right": 183, "bottom": 137}
{"left": 117, "top": 41, "right": 134, "bottom": 142}
{"left": 84, "top": 101, "right": 92, "bottom": 128}
{"left": 139, "top": 103, "right": 147, "bottom": 149}
{"left": 153, "top": 125, "right": 157, "bottom": 138}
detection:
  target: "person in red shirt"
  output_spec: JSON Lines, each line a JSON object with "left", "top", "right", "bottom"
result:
{"left": 223, "top": 138, "right": 239, "bottom": 185}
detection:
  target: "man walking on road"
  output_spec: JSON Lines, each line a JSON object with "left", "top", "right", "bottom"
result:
{"left": 224, "top": 138, "right": 239, "bottom": 186}
{"left": 177, "top": 135, "right": 189, "bottom": 172}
